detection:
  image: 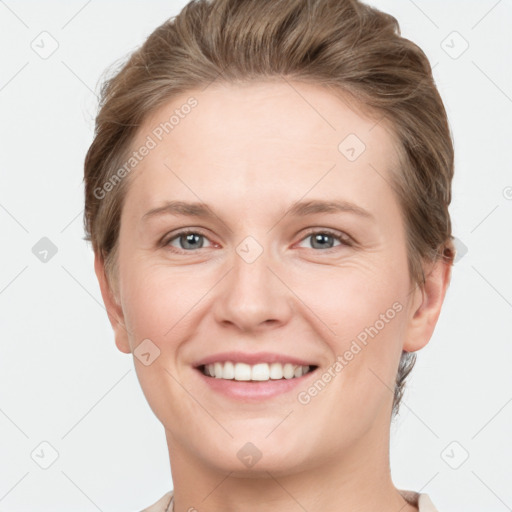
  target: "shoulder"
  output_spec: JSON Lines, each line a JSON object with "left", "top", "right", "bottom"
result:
{"left": 140, "top": 491, "right": 173, "bottom": 512}
{"left": 418, "top": 493, "right": 439, "bottom": 512}
{"left": 398, "top": 489, "right": 439, "bottom": 512}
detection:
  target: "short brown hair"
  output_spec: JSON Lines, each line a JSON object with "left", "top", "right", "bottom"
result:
{"left": 84, "top": 0, "right": 455, "bottom": 417}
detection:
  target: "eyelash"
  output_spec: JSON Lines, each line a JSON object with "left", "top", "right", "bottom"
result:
{"left": 161, "top": 228, "right": 353, "bottom": 254}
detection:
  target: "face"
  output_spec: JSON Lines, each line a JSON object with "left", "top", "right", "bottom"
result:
{"left": 96, "top": 80, "right": 444, "bottom": 476}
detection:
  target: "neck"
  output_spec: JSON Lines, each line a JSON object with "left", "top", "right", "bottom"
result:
{"left": 164, "top": 415, "right": 417, "bottom": 512}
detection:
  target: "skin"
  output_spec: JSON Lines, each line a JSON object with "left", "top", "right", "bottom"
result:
{"left": 95, "top": 79, "right": 452, "bottom": 512}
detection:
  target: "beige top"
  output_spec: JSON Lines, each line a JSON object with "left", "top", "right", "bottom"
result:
{"left": 141, "top": 489, "right": 439, "bottom": 511}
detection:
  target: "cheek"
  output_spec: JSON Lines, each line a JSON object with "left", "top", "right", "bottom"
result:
{"left": 120, "top": 259, "right": 224, "bottom": 355}
{"left": 118, "top": 264, "right": 208, "bottom": 420}
{"left": 121, "top": 268, "right": 184, "bottom": 341}
{"left": 309, "top": 261, "right": 409, "bottom": 387}
{"left": 311, "top": 260, "right": 407, "bottom": 338}
{"left": 296, "top": 279, "right": 406, "bottom": 438}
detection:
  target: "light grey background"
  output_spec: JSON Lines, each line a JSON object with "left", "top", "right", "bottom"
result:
{"left": 0, "top": 1, "right": 511, "bottom": 511}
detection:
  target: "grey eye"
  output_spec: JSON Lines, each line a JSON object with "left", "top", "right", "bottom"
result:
{"left": 167, "top": 231, "right": 212, "bottom": 251}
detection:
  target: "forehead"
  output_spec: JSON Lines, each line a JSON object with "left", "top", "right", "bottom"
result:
{"left": 123, "top": 80, "right": 401, "bottom": 219}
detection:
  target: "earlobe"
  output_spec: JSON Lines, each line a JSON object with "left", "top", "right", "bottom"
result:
{"left": 94, "top": 252, "right": 132, "bottom": 354}
{"left": 403, "top": 257, "right": 453, "bottom": 353}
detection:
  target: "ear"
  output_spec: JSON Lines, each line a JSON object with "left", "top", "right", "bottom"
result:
{"left": 94, "top": 252, "right": 131, "bottom": 354}
{"left": 403, "top": 256, "right": 453, "bottom": 352}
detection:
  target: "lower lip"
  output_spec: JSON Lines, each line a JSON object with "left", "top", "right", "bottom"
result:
{"left": 195, "top": 368, "right": 317, "bottom": 401}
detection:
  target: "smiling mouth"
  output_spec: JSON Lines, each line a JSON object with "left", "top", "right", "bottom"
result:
{"left": 198, "top": 362, "right": 318, "bottom": 381}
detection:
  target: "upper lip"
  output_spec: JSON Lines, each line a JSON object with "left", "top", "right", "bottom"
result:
{"left": 193, "top": 351, "right": 318, "bottom": 368}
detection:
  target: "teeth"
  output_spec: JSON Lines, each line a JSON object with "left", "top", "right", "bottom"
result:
{"left": 202, "top": 362, "right": 311, "bottom": 381}
{"left": 269, "top": 362, "right": 283, "bottom": 379}
{"left": 223, "top": 361, "right": 235, "bottom": 379}
{"left": 214, "top": 362, "right": 223, "bottom": 378}
{"left": 251, "top": 363, "right": 269, "bottom": 381}
{"left": 283, "top": 363, "right": 294, "bottom": 379}
{"left": 234, "top": 362, "right": 252, "bottom": 381}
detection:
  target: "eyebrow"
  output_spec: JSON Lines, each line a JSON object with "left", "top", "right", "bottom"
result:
{"left": 142, "top": 199, "right": 374, "bottom": 222}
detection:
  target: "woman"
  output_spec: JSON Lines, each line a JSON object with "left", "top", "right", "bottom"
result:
{"left": 84, "top": 0, "right": 455, "bottom": 510}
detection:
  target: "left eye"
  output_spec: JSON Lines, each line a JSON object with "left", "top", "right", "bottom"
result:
{"left": 298, "top": 230, "right": 350, "bottom": 250}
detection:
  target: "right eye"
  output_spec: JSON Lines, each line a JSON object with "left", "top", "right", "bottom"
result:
{"left": 163, "top": 229, "right": 214, "bottom": 253}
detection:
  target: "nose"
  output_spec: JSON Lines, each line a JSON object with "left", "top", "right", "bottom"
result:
{"left": 212, "top": 242, "right": 294, "bottom": 333}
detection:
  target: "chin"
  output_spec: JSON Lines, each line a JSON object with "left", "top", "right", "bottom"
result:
{"left": 190, "top": 434, "right": 316, "bottom": 477}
